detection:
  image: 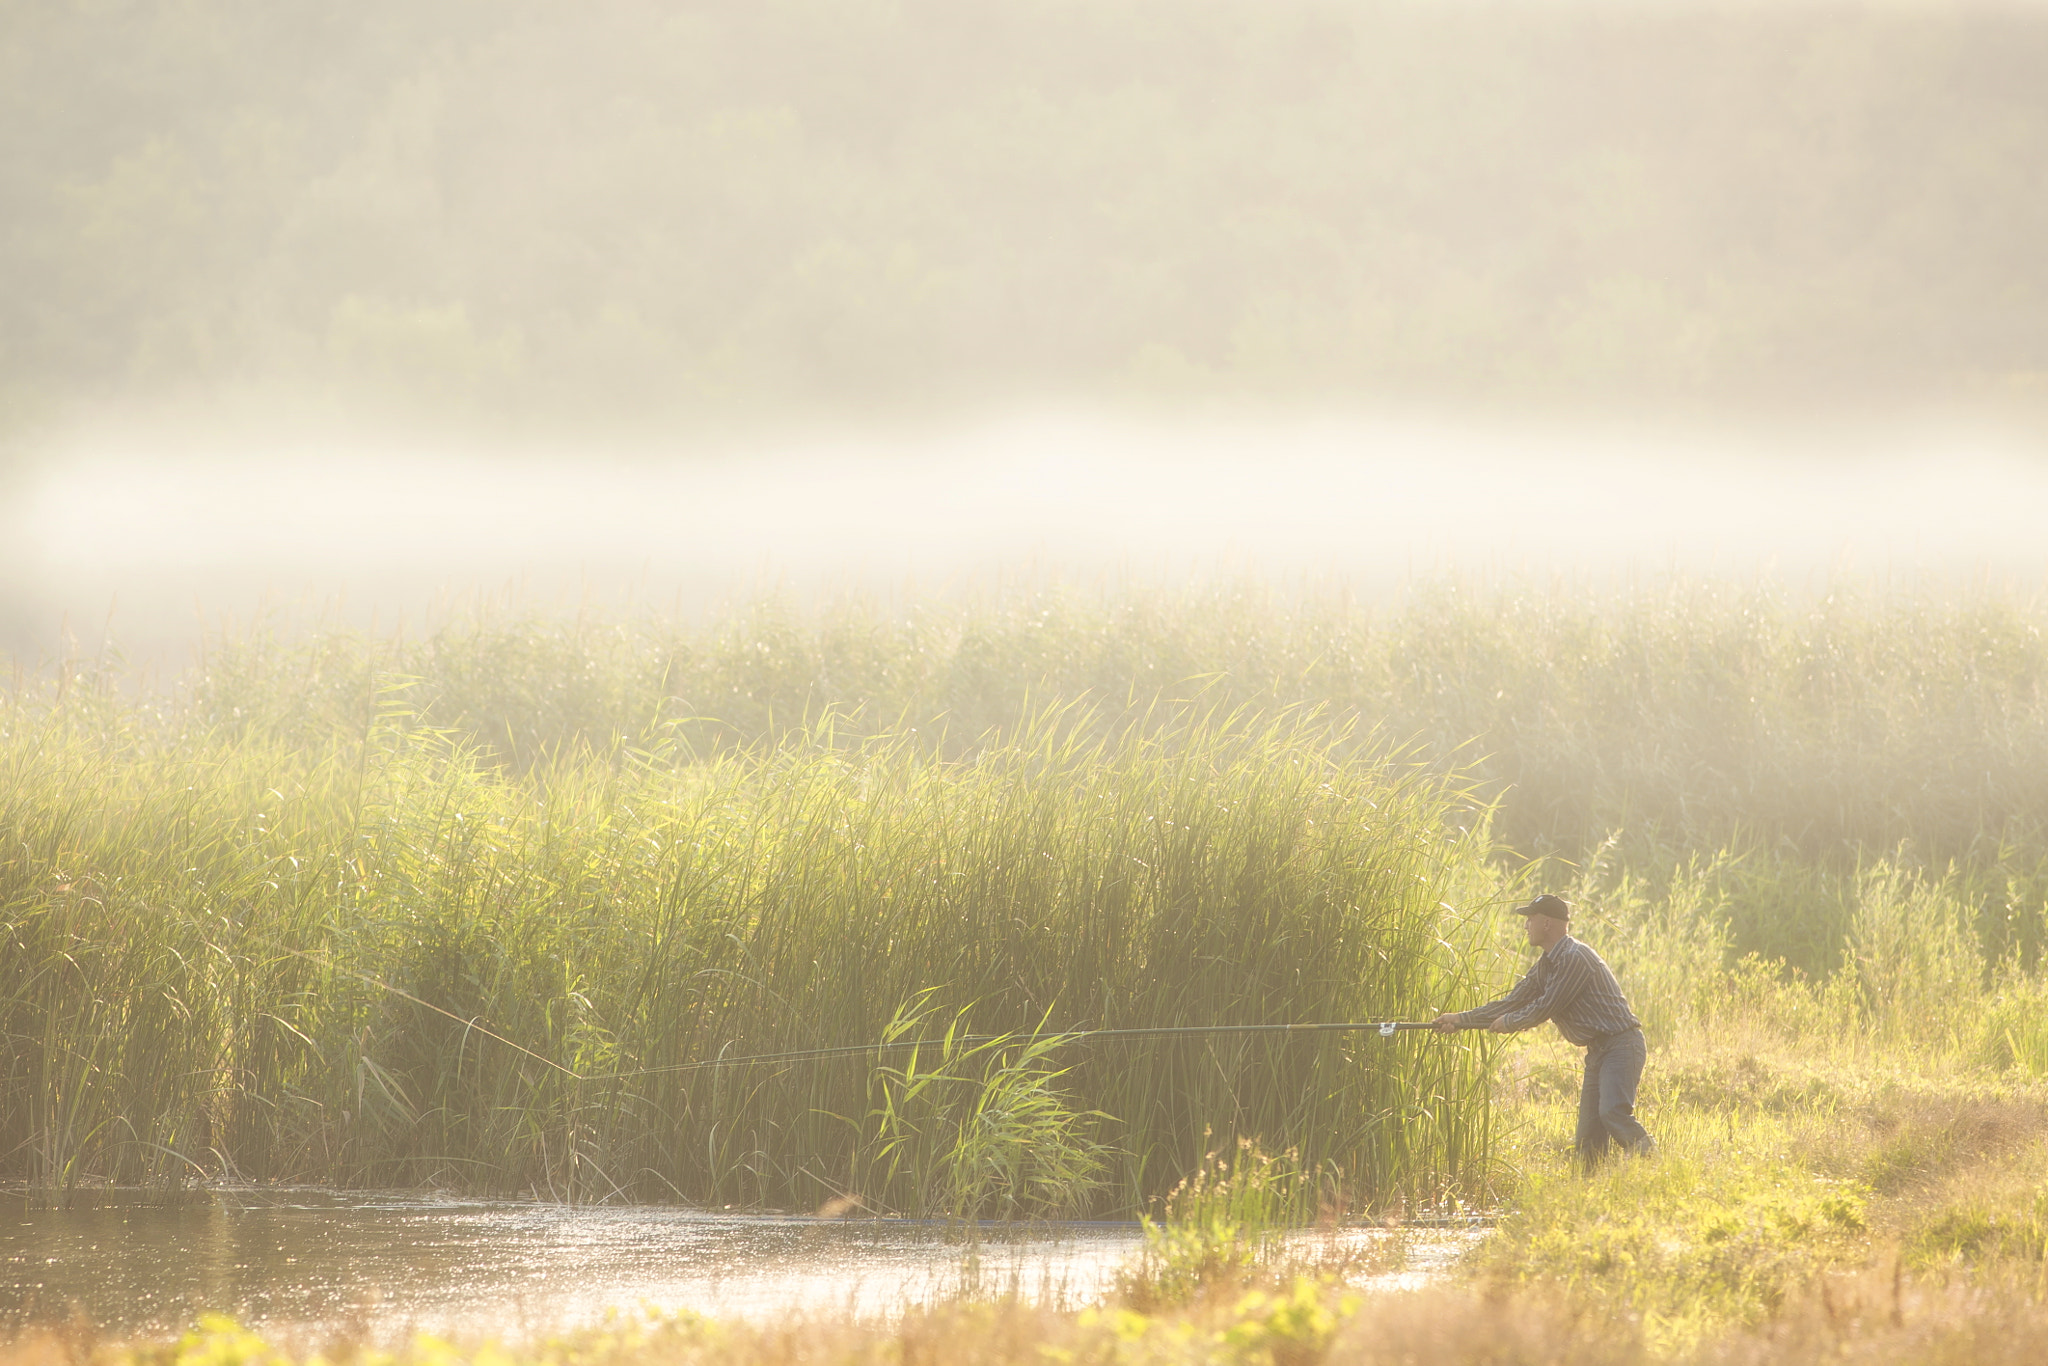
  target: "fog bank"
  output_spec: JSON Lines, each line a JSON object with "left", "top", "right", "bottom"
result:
{"left": 8, "top": 409, "right": 2045, "bottom": 666}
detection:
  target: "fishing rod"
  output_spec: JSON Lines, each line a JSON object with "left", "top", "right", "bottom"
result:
{"left": 288, "top": 947, "right": 1447, "bottom": 1084}
{"left": 611, "top": 1019, "right": 1445, "bottom": 1078}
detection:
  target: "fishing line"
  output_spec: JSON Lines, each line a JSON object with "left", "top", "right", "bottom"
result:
{"left": 280, "top": 948, "right": 583, "bottom": 1079}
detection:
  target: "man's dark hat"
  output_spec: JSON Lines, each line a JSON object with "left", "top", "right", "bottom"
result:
{"left": 1511, "top": 894, "right": 1570, "bottom": 920}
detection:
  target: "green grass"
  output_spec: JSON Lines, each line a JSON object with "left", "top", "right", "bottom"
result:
{"left": 1465, "top": 929, "right": 2048, "bottom": 1351}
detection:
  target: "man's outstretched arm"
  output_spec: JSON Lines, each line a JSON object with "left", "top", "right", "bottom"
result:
{"left": 1434, "top": 967, "right": 1542, "bottom": 1033}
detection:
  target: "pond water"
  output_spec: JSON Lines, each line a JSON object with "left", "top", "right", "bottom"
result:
{"left": 0, "top": 1190, "right": 1482, "bottom": 1344}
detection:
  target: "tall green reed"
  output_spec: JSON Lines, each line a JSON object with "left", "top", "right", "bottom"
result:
{"left": 0, "top": 696, "right": 1502, "bottom": 1213}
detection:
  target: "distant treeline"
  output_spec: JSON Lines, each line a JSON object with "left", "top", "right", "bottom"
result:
{"left": 6, "top": 1, "right": 2048, "bottom": 427}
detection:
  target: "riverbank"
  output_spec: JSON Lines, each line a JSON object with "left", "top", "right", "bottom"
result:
{"left": 0, "top": 1181, "right": 1483, "bottom": 1342}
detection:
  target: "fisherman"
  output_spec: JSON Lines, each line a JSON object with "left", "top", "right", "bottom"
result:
{"left": 1432, "top": 894, "right": 1654, "bottom": 1169}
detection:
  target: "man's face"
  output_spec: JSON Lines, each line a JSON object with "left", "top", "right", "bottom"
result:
{"left": 1525, "top": 913, "right": 1563, "bottom": 948}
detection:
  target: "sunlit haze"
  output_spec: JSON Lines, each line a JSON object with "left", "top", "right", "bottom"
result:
{"left": 6, "top": 408, "right": 2048, "bottom": 663}
{"left": 6, "top": 0, "right": 2048, "bottom": 656}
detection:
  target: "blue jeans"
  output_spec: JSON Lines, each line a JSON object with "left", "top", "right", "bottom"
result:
{"left": 1576, "top": 1027, "right": 1653, "bottom": 1168}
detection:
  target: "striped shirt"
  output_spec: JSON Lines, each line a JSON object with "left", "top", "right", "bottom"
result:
{"left": 1454, "top": 935, "right": 1640, "bottom": 1046}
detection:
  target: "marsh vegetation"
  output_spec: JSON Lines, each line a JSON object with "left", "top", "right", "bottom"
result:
{"left": 2, "top": 612, "right": 1506, "bottom": 1212}
{"left": 13, "top": 577, "right": 2048, "bottom": 1361}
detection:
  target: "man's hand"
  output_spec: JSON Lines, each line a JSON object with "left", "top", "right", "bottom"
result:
{"left": 1487, "top": 1017, "right": 1511, "bottom": 1034}
{"left": 1431, "top": 1012, "right": 1462, "bottom": 1034}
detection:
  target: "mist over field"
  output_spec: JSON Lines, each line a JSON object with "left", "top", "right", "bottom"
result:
{"left": 6, "top": 410, "right": 2048, "bottom": 665}
{"left": 5, "top": 0, "right": 2048, "bottom": 649}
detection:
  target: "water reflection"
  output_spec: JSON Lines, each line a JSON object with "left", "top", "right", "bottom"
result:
{"left": 0, "top": 1190, "right": 1129, "bottom": 1340}
{"left": 0, "top": 1190, "right": 1477, "bottom": 1343}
